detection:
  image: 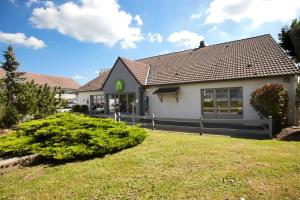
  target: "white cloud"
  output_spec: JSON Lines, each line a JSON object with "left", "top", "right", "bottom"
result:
{"left": 159, "top": 50, "right": 169, "bottom": 55}
{"left": 30, "top": 0, "right": 144, "bottom": 49}
{"left": 0, "top": 32, "right": 46, "bottom": 49}
{"left": 134, "top": 15, "right": 143, "bottom": 26}
{"left": 168, "top": 30, "right": 204, "bottom": 48}
{"left": 26, "top": 0, "right": 42, "bottom": 7}
{"left": 205, "top": 0, "right": 300, "bottom": 26}
{"left": 73, "top": 75, "right": 86, "bottom": 80}
{"left": 148, "top": 33, "right": 163, "bottom": 43}
{"left": 190, "top": 13, "right": 201, "bottom": 20}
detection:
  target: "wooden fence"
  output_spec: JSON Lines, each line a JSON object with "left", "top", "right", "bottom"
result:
{"left": 91, "top": 113, "right": 273, "bottom": 138}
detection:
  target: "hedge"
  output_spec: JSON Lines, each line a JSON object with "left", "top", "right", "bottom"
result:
{"left": 0, "top": 113, "right": 147, "bottom": 161}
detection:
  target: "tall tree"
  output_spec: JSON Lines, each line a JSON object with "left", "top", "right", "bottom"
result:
{"left": 278, "top": 18, "right": 300, "bottom": 63}
{"left": 0, "top": 46, "right": 25, "bottom": 127}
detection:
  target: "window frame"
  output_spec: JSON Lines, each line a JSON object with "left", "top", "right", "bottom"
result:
{"left": 201, "top": 87, "right": 243, "bottom": 119}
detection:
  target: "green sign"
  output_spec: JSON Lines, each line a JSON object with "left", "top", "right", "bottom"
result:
{"left": 114, "top": 79, "right": 124, "bottom": 92}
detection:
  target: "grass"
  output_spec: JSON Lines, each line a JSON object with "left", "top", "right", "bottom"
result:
{"left": 1, "top": 130, "right": 300, "bottom": 199}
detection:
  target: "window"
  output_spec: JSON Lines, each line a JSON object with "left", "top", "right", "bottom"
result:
{"left": 128, "top": 94, "right": 136, "bottom": 114}
{"left": 143, "top": 96, "right": 149, "bottom": 114}
{"left": 203, "top": 89, "right": 214, "bottom": 113}
{"left": 202, "top": 87, "right": 243, "bottom": 116}
{"left": 230, "top": 88, "right": 243, "bottom": 115}
{"left": 91, "top": 95, "right": 104, "bottom": 113}
{"left": 107, "top": 93, "right": 136, "bottom": 114}
{"left": 108, "top": 94, "right": 116, "bottom": 113}
{"left": 216, "top": 89, "right": 228, "bottom": 113}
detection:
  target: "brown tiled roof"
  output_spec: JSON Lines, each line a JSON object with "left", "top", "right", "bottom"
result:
{"left": 0, "top": 69, "right": 80, "bottom": 89}
{"left": 134, "top": 34, "right": 300, "bottom": 85}
{"left": 78, "top": 70, "right": 110, "bottom": 92}
{"left": 119, "top": 57, "right": 149, "bottom": 85}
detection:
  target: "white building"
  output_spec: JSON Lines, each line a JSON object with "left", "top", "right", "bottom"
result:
{"left": 77, "top": 35, "right": 300, "bottom": 124}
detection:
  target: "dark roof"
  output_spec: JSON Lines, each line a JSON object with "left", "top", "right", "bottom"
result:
{"left": 153, "top": 87, "right": 179, "bottom": 94}
{"left": 0, "top": 69, "right": 80, "bottom": 89}
{"left": 119, "top": 57, "right": 149, "bottom": 85}
{"left": 78, "top": 70, "right": 110, "bottom": 92}
{"left": 134, "top": 34, "right": 300, "bottom": 85}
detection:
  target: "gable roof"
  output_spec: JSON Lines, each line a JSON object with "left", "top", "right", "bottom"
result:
{"left": 0, "top": 69, "right": 80, "bottom": 89}
{"left": 131, "top": 34, "right": 299, "bottom": 85}
{"left": 78, "top": 70, "right": 110, "bottom": 92}
{"left": 119, "top": 57, "right": 149, "bottom": 85}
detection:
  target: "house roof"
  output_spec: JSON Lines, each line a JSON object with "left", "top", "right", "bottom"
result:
{"left": 119, "top": 57, "right": 149, "bottom": 85}
{"left": 0, "top": 69, "right": 80, "bottom": 89}
{"left": 78, "top": 70, "right": 110, "bottom": 92}
{"left": 135, "top": 34, "right": 300, "bottom": 85}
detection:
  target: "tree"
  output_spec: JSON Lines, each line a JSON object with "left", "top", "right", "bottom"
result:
{"left": 0, "top": 46, "right": 66, "bottom": 127}
{"left": 278, "top": 18, "right": 300, "bottom": 63}
{"left": 0, "top": 46, "right": 25, "bottom": 127}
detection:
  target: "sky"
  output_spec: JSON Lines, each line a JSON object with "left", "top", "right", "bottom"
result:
{"left": 0, "top": 0, "right": 300, "bottom": 85}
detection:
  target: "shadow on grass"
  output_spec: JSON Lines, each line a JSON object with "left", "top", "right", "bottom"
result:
{"left": 146, "top": 127, "right": 270, "bottom": 140}
{"left": 3, "top": 144, "right": 140, "bottom": 168}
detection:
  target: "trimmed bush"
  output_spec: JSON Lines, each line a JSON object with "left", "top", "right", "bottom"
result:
{"left": 80, "top": 105, "right": 89, "bottom": 113}
{"left": 0, "top": 113, "right": 147, "bottom": 161}
{"left": 72, "top": 104, "right": 81, "bottom": 113}
{"left": 250, "top": 84, "right": 289, "bottom": 134}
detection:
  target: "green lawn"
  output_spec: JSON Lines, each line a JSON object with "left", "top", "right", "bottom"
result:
{"left": 1, "top": 131, "right": 300, "bottom": 199}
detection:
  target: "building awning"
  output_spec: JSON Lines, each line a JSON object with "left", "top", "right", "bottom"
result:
{"left": 153, "top": 87, "right": 180, "bottom": 103}
{"left": 153, "top": 87, "right": 179, "bottom": 94}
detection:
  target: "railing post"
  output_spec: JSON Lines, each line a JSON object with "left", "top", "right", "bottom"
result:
{"left": 268, "top": 116, "right": 273, "bottom": 138}
{"left": 152, "top": 113, "right": 155, "bottom": 130}
{"left": 114, "top": 113, "right": 117, "bottom": 122}
{"left": 200, "top": 115, "right": 203, "bottom": 135}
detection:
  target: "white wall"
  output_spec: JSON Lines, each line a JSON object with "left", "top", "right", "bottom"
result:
{"left": 76, "top": 91, "right": 104, "bottom": 107}
{"left": 145, "top": 76, "right": 298, "bottom": 124}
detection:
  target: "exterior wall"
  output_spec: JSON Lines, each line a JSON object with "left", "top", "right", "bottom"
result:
{"left": 145, "top": 76, "right": 298, "bottom": 125}
{"left": 76, "top": 91, "right": 104, "bottom": 108}
{"left": 102, "top": 59, "right": 143, "bottom": 114}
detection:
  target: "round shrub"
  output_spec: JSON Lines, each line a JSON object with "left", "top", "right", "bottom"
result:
{"left": 250, "top": 84, "right": 289, "bottom": 134}
{"left": 80, "top": 105, "right": 89, "bottom": 113}
{"left": 0, "top": 113, "right": 147, "bottom": 161}
{"left": 72, "top": 104, "right": 81, "bottom": 113}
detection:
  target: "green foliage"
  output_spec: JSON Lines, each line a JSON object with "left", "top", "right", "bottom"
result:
{"left": 72, "top": 104, "right": 89, "bottom": 113}
{"left": 279, "top": 18, "right": 300, "bottom": 63}
{"left": 250, "top": 84, "right": 289, "bottom": 133}
{"left": 80, "top": 105, "right": 89, "bottom": 113}
{"left": 0, "top": 46, "right": 66, "bottom": 127}
{"left": 0, "top": 46, "right": 24, "bottom": 127}
{"left": 0, "top": 113, "right": 147, "bottom": 160}
{"left": 72, "top": 104, "right": 81, "bottom": 112}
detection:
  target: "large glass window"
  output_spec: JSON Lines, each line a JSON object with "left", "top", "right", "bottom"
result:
{"left": 118, "top": 94, "right": 127, "bottom": 113}
{"left": 216, "top": 89, "right": 229, "bottom": 113}
{"left": 230, "top": 88, "right": 243, "bottom": 115}
{"left": 108, "top": 93, "right": 136, "bottom": 114}
{"left": 90, "top": 95, "right": 104, "bottom": 113}
{"left": 128, "top": 94, "right": 136, "bottom": 114}
{"left": 203, "top": 89, "right": 214, "bottom": 113}
{"left": 108, "top": 94, "right": 116, "bottom": 113}
{"left": 202, "top": 87, "right": 243, "bottom": 116}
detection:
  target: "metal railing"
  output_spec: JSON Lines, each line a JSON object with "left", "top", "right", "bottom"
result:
{"left": 91, "top": 113, "right": 273, "bottom": 138}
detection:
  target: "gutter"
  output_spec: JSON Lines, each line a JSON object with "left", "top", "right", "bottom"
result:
{"left": 145, "top": 65, "right": 151, "bottom": 85}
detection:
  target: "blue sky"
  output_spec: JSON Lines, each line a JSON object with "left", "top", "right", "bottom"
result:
{"left": 0, "top": 0, "right": 300, "bottom": 85}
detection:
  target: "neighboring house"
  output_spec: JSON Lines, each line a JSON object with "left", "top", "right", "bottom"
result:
{"left": 77, "top": 70, "right": 110, "bottom": 113}
{"left": 80, "top": 34, "right": 300, "bottom": 125}
{"left": 0, "top": 69, "right": 80, "bottom": 105}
